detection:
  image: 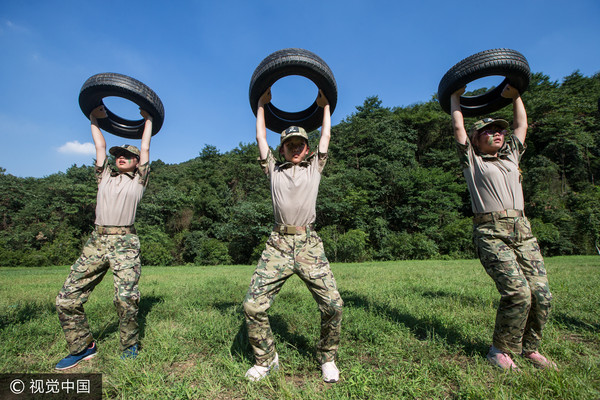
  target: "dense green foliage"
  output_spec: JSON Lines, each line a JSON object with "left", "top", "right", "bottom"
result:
{"left": 1, "top": 72, "right": 599, "bottom": 266}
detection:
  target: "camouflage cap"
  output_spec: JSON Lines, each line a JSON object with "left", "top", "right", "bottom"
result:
{"left": 472, "top": 117, "right": 509, "bottom": 132}
{"left": 109, "top": 144, "right": 140, "bottom": 158}
{"left": 280, "top": 126, "right": 308, "bottom": 144}
{"left": 470, "top": 118, "right": 509, "bottom": 140}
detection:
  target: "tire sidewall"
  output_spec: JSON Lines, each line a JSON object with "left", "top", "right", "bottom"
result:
{"left": 79, "top": 73, "right": 164, "bottom": 139}
{"left": 249, "top": 49, "right": 337, "bottom": 133}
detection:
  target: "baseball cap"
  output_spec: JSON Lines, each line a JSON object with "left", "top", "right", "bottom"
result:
{"left": 470, "top": 118, "right": 509, "bottom": 140}
{"left": 472, "top": 117, "right": 509, "bottom": 132}
{"left": 109, "top": 144, "right": 140, "bottom": 158}
{"left": 280, "top": 126, "right": 308, "bottom": 144}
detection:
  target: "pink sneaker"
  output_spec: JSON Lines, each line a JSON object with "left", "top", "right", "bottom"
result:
{"left": 522, "top": 351, "right": 558, "bottom": 370}
{"left": 487, "top": 346, "right": 520, "bottom": 371}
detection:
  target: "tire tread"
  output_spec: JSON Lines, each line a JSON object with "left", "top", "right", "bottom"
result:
{"left": 437, "top": 48, "right": 530, "bottom": 116}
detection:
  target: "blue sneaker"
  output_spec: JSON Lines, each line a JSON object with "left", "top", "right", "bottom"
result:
{"left": 121, "top": 344, "right": 139, "bottom": 360}
{"left": 55, "top": 342, "right": 97, "bottom": 370}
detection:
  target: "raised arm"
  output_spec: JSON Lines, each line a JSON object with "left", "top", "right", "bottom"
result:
{"left": 256, "top": 88, "right": 271, "bottom": 160}
{"left": 317, "top": 90, "right": 331, "bottom": 153}
{"left": 139, "top": 109, "right": 153, "bottom": 165}
{"left": 90, "top": 106, "right": 107, "bottom": 167}
{"left": 450, "top": 87, "right": 468, "bottom": 145}
{"left": 501, "top": 84, "right": 528, "bottom": 144}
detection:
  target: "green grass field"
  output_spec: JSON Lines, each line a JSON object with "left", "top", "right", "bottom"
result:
{"left": 1, "top": 256, "right": 599, "bottom": 399}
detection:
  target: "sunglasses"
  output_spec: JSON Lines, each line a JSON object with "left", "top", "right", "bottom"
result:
{"left": 284, "top": 141, "right": 307, "bottom": 150}
{"left": 115, "top": 153, "right": 137, "bottom": 160}
{"left": 478, "top": 129, "right": 507, "bottom": 137}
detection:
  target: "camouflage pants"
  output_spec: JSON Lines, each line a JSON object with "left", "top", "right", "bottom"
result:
{"left": 473, "top": 216, "right": 552, "bottom": 354}
{"left": 56, "top": 230, "right": 141, "bottom": 354}
{"left": 243, "top": 230, "right": 343, "bottom": 366}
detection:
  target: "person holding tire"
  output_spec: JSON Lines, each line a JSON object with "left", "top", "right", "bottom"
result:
{"left": 242, "top": 88, "right": 344, "bottom": 383}
{"left": 450, "top": 84, "right": 555, "bottom": 371}
{"left": 55, "top": 105, "right": 153, "bottom": 370}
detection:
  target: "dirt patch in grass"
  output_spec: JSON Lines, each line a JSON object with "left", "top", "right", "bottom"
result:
{"left": 283, "top": 372, "right": 340, "bottom": 395}
{"left": 440, "top": 351, "right": 476, "bottom": 370}
{"left": 214, "top": 393, "right": 245, "bottom": 400}
{"left": 357, "top": 352, "right": 380, "bottom": 365}
{"left": 18, "top": 353, "right": 40, "bottom": 367}
{"left": 564, "top": 333, "right": 592, "bottom": 344}
{"left": 169, "top": 354, "right": 199, "bottom": 376}
{"left": 563, "top": 333, "right": 600, "bottom": 353}
{"left": 284, "top": 373, "right": 308, "bottom": 387}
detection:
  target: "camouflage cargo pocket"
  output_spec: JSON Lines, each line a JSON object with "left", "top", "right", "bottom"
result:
{"left": 308, "top": 266, "right": 340, "bottom": 293}
{"left": 518, "top": 242, "right": 547, "bottom": 276}
{"left": 309, "top": 268, "right": 329, "bottom": 280}
{"left": 112, "top": 234, "right": 141, "bottom": 271}
{"left": 71, "top": 235, "right": 102, "bottom": 273}
{"left": 256, "top": 264, "right": 282, "bottom": 280}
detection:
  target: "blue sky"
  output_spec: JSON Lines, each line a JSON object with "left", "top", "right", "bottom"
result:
{"left": 1, "top": 0, "right": 599, "bottom": 178}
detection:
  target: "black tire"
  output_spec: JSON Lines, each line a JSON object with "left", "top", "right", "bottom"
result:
{"left": 437, "top": 48, "right": 531, "bottom": 117}
{"left": 79, "top": 73, "right": 165, "bottom": 139}
{"left": 249, "top": 48, "right": 337, "bottom": 133}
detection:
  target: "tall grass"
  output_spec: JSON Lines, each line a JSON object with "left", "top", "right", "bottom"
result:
{"left": 1, "top": 256, "right": 599, "bottom": 399}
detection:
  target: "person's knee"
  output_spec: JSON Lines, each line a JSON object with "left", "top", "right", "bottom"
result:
{"left": 533, "top": 286, "right": 553, "bottom": 309}
{"left": 503, "top": 285, "right": 532, "bottom": 309}
{"left": 243, "top": 298, "right": 268, "bottom": 318}
{"left": 55, "top": 294, "right": 65, "bottom": 311}
{"left": 56, "top": 293, "right": 78, "bottom": 312}
{"left": 242, "top": 299, "right": 253, "bottom": 315}
{"left": 331, "top": 304, "right": 343, "bottom": 320}
{"left": 113, "top": 292, "right": 139, "bottom": 310}
{"left": 321, "top": 298, "right": 343, "bottom": 319}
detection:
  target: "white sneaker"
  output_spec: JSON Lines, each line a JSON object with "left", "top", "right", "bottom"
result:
{"left": 321, "top": 361, "right": 339, "bottom": 383}
{"left": 245, "top": 353, "right": 279, "bottom": 381}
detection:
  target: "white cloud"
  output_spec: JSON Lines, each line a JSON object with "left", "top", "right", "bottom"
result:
{"left": 57, "top": 141, "right": 96, "bottom": 155}
{"left": 3, "top": 19, "right": 30, "bottom": 34}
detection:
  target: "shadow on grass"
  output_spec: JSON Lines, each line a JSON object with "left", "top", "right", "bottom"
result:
{"left": 0, "top": 301, "right": 56, "bottom": 329}
{"left": 94, "top": 294, "right": 163, "bottom": 343}
{"left": 212, "top": 301, "right": 253, "bottom": 363}
{"left": 552, "top": 312, "right": 600, "bottom": 333}
{"left": 230, "top": 320, "right": 253, "bottom": 363}
{"left": 223, "top": 304, "right": 315, "bottom": 364}
{"left": 417, "top": 289, "right": 493, "bottom": 308}
{"left": 340, "top": 290, "right": 489, "bottom": 356}
{"left": 138, "top": 295, "right": 163, "bottom": 340}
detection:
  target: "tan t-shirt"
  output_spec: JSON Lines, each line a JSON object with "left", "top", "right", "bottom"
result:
{"left": 260, "top": 150, "right": 327, "bottom": 226}
{"left": 457, "top": 135, "right": 525, "bottom": 214}
{"left": 94, "top": 159, "right": 150, "bottom": 226}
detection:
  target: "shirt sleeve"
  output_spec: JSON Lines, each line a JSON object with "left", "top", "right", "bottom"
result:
{"left": 510, "top": 135, "right": 526, "bottom": 161}
{"left": 95, "top": 158, "right": 109, "bottom": 185}
{"left": 137, "top": 162, "right": 151, "bottom": 186}
{"left": 258, "top": 149, "right": 276, "bottom": 175}
{"left": 317, "top": 152, "right": 328, "bottom": 173}
{"left": 455, "top": 140, "right": 471, "bottom": 170}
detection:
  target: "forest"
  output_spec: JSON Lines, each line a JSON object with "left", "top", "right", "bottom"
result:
{"left": 1, "top": 71, "right": 599, "bottom": 267}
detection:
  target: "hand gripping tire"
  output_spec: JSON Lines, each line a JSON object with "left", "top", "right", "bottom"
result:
{"left": 249, "top": 48, "right": 337, "bottom": 133}
{"left": 79, "top": 73, "right": 165, "bottom": 139}
{"left": 437, "top": 48, "right": 531, "bottom": 117}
